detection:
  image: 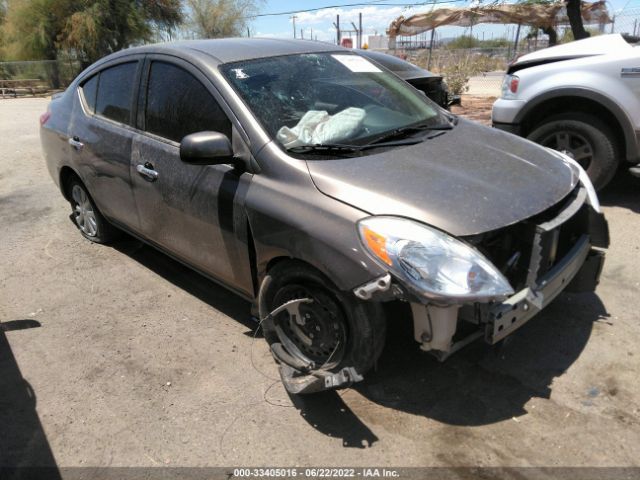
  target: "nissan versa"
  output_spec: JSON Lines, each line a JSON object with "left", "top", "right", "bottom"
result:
{"left": 40, "top": 39, "right": 609, "bottom": 394}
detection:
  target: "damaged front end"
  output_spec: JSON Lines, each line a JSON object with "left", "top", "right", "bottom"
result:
{"left": 356, "top": 180, "right": 608, "bottom": 361}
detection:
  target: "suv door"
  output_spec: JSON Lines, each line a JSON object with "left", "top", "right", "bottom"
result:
{"left": 130, "top": 56, "right": 254, "bottom": 297}
{"left": 72, "top": 59, "right": 142, "bottom": 230}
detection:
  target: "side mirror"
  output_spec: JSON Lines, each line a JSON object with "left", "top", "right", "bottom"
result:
{"left": 180, "top": 131, "right": 235, "bottom": 165}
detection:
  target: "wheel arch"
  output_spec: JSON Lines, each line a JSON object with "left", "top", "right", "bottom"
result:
{"left": 59, "top": 166, "right": 82, "bottom": 202}
{"left": 246, "top": 223, "right": 384, "bottom": 295}
{"left": 515, "top": 88, "right": 638, "bottom": 163}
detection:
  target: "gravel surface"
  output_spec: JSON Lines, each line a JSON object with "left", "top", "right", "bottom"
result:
{"left": 1, "top": 97, "right": 640, "bottom": 470}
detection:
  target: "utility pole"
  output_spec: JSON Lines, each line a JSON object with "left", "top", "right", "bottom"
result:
{"left": 247, "top": 27, "right": 250, "bottom": 37}
{"left": 427, "top": 29, "right": 435, "bottom": 69}
{"left": 291, "top": 15, "right": 297, "bottom": 39}
{"left": 512, "top": 22, "right": 522, "bottom": 58}
{"left": 351, "top": 22, "right": 359, "bottom": 48}
{"left": 334, "top": 14, "right": 341, "bottom": 45}
{"left": 301, "top": 28, "right": 304, "bottom": 39}
{"left": 359, "top": 12, "right": 363, "bottom": 48}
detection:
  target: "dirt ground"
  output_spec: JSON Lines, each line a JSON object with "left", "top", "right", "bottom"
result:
{"left": 2, "top": 98, "right": 640, "bottom": 473}
{"left": 451, "top": 95, "right": 496, "bottom": 125}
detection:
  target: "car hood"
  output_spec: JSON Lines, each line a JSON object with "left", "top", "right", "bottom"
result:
{"left": 513, "top": 33, "right": 631, "bottom": 66}
{"left": 305, "top": 119, "right": 579, "bottom": 236}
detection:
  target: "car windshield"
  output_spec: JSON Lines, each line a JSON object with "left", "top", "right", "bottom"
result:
{"left": 220, "top": 52, "right": 447, "bottom": 151}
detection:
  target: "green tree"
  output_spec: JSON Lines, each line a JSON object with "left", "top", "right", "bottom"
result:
{"left": 0, "top": 0, "right": 6, "bottom": 59}
{"left": 185, "top": 0, "right": 261, "bottom": 38}
{"left": 61, "top": 0, "right": 182, "bottom": 65}
{"left": 2, "top": 0, "right": 69, "bottom": 85}
{"left": 446, "top": 35, "right": 478, "bottom": 49}
{"left": 2, "top": 0, "right": 182, "bottom": 68}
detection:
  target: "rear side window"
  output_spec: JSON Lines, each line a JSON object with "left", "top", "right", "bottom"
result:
{"left": 95, "top": 62, "right": 137, "bottom": 125}
{"left": 145, "top": 61, "right": 232, "bottom": 143}
{"left": 81, "top": 75, "right": 98, "bottom": 113}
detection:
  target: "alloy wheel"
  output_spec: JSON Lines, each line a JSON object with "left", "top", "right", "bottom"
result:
{"left": 71, "top": 184, "right": 98, "bottom": 237}
{"left": 539, "top": 130, "right": 594, "bottom": 170}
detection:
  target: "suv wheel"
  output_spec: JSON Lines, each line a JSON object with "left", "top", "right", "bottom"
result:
{"left": 527, "top": 113, "right": 618, "bottom": 190}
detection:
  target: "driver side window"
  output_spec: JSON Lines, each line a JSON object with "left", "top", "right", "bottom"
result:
{"left": 145, "top": 61, "right": 232, "bottom": 143}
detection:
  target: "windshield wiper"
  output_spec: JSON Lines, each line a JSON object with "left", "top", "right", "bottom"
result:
{"left": 365, "top": 121, "right": 454, "bottom": 146}
{"left": 287, "top": 138, "right": 425, "bottom": 155}
{"left": 286, "top": 144, "right": 363, "bottom": 155}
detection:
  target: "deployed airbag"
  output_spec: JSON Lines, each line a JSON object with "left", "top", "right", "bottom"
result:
{"left": 277, "top": 107, "right": 366, "bottom": 148}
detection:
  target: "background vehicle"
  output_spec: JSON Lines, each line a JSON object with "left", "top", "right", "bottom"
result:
{"left": 40, "top": 39, "right": 607, "bottom": 395}
{"left": 492, "top": 34, "right": 640, "bottom": 190}
{"left": 358, "top": 49, "right": 455, "bottom": 109}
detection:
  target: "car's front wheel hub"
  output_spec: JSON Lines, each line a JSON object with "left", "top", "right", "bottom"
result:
{"left": 272, "top": 284, "right": 347, "bottom": 369}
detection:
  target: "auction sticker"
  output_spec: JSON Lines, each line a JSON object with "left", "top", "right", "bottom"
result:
{"left": 332, "top": 55, "right": 382, "bottom": 73}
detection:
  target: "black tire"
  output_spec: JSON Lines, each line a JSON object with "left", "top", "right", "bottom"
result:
{"left": 67, "top": 177, "right": 120, "bottom": 243}
{"left": 258, "top": 261, "right": 386, "bottom": 386}
{"left": 527, "top": 113, "right": 619, "bottom": 190}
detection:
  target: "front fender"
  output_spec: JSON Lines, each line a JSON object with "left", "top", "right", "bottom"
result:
{"left": 246, "top": 144, "right": 386, "bottom": 292}
{"left": 515, "top": 85, "right": 639, "bottom": 162}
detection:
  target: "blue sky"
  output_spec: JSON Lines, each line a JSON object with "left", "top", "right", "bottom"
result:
{"left": 251, "top": 0, "right": 640, "bottom": 44}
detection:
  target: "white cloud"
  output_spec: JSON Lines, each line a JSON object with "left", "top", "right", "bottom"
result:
{"left": 294, "top": 5, "right": 430, "bottom": 33}
{"left": 254, "top": 31, "right": 293, "bottom": 38}
{"left": 255, "top": 5, "right": 441, "bottom": 43}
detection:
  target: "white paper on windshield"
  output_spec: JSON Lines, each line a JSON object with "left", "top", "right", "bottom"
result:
{"left": 332, "top": 55, "right": 382, "bottom": 73}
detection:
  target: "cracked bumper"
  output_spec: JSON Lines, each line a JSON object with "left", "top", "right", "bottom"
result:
{"left": 486, "top": 234, "right": 603, "bottom": 344}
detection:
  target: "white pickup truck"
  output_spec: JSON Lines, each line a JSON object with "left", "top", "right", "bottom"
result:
{"left": 492, "top": 34, "right": 640, "bottom": 189}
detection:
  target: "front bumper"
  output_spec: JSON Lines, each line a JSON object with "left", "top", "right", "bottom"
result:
{"left": 403, "top": 185, "right": 608, "bottom": 356}
{"left": 492, "top": 121, "right": 521, "bottom": 136}
{"left": 487, "top": 235, "right": 602, "bottom": 344}
{"left": 491, "top": 98, "right": 526, "bottom": 125}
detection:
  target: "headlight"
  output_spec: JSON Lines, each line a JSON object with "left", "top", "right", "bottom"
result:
{"left": 358, "top": 217, "right": 514, "bottom": 302}
{"left": 501, "top": 74, "right": 519, "bottom": 99}
{"left": 548, "top": 149, "right": 601, "bottom": 213}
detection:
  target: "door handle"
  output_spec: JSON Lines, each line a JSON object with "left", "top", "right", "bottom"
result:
{"left": 136, "top": 163, "right": 158, "bottom": 182}
{"left": 68, "top": 136, "right": 84, "bottom": 151}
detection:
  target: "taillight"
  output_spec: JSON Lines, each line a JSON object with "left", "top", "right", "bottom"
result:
{"left": 509, "top": 76, "right": 520, "bottom": 94}
{"left": 39, "top": 111, "right": 51, "bottom": 126}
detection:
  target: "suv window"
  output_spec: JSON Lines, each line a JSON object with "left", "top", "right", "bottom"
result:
{"left": 145, "top": 61, "right": 232, "bottom": 143}
{"left": 81, "top": 74, "right": 98, "bottom": 113}
{"left": 95, "top": 62, "right": 137, "bottom": 125}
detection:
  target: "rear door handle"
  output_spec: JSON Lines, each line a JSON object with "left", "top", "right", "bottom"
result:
{"left": 136, "top": 163, "right": 158, "bottom": 182}
{"left": 68, "top": 136, "right": 83, "bottom": 151}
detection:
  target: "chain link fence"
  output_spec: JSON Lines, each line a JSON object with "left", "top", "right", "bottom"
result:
{"left": 0, "top": 60, "right": 82, "bottom": 96}
{"left": 387, "top": 2, "right": 640, "bottom": 98}
{"left": 610, "top": 6, "right": 640, "bottom": 37}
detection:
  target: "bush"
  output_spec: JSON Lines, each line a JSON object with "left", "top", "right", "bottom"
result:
{"left": 416, "top": 50, "right": 507, "bottom": 95}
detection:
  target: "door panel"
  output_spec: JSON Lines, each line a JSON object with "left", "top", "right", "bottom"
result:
{"left": 71, "top": 61, "right": 140, "bottom": 229}
{"left": 130, "top": 57, "right": 254, "bottom": 296}
{"left": 131, "top": 137, "right": 253, "bottom": 294}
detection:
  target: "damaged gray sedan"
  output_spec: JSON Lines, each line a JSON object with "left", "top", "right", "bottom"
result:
{"left": 40, "top": 39, "right": 609, "bottom": 395}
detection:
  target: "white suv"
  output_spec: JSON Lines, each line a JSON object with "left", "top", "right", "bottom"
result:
{"left": 492, "top": 34, "right": 640, "bottom": 189}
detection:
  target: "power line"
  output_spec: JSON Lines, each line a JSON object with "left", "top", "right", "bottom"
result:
{"left": 247, "top": 1, "right": 465, "bottom": 18}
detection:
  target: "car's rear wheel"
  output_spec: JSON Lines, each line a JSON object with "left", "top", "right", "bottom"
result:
{"left": 258, "top": 261, "right": 386, "bottom": 393}
{"left": 67, "top": 178, "right": 120, "bottom": 243}
{"left": 527, "top": 114, "right": 618, "bottom": 190}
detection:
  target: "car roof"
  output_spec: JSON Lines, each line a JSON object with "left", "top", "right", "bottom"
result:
{"left": 110, "top": 38, "right": 347, "bottom": 65}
